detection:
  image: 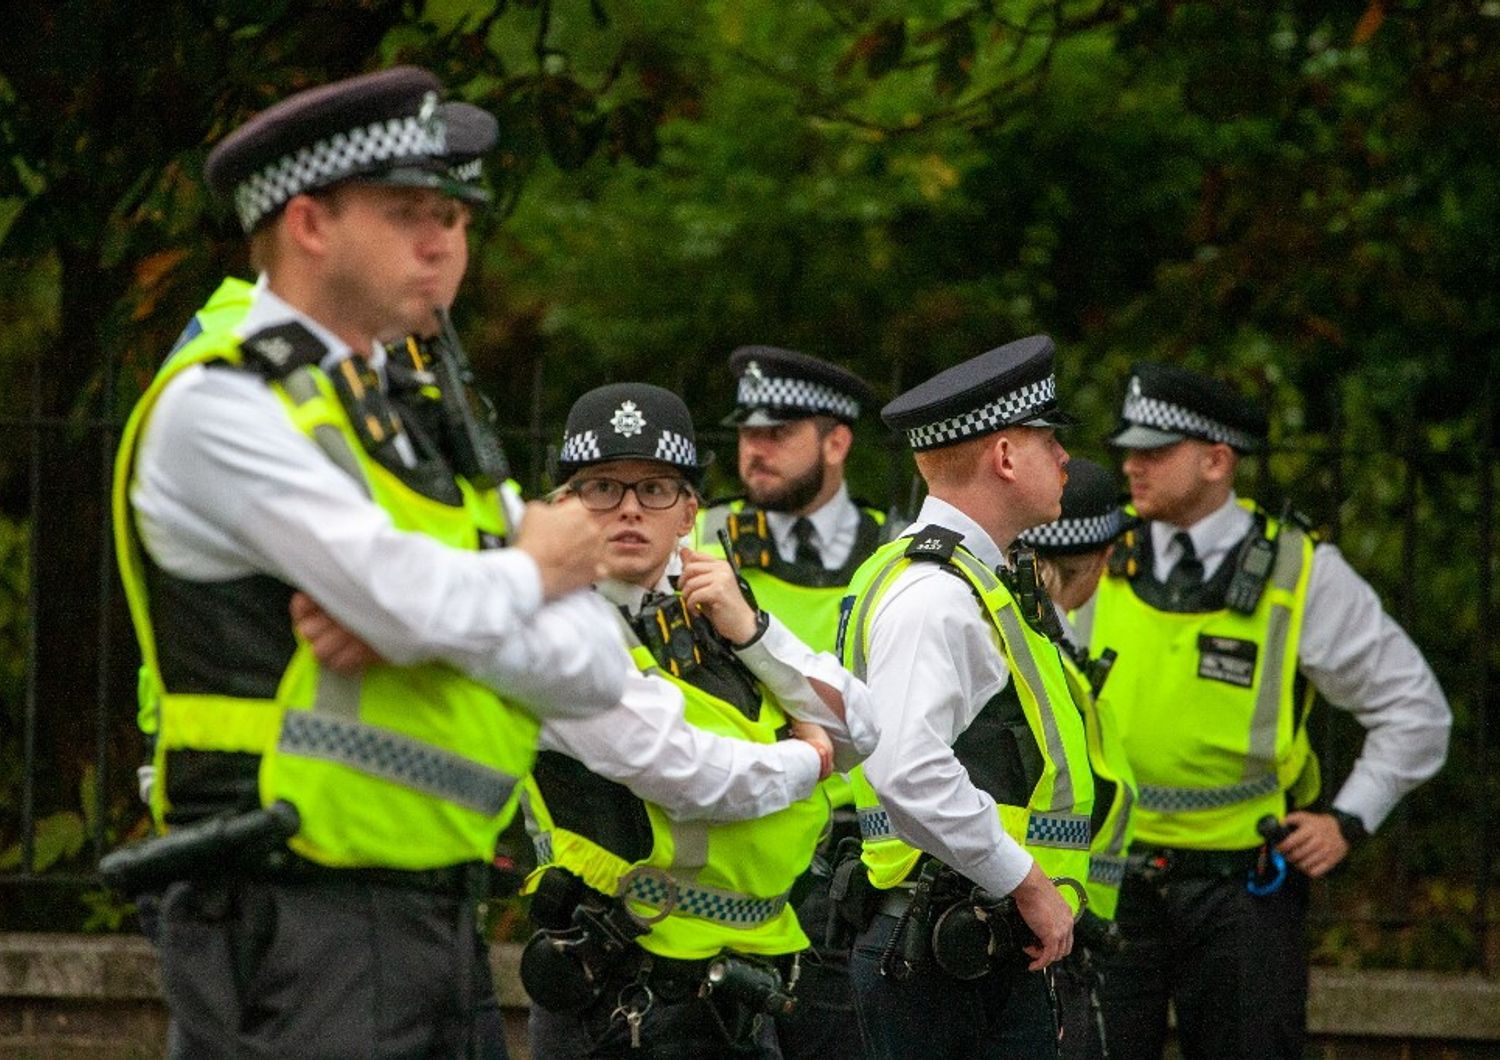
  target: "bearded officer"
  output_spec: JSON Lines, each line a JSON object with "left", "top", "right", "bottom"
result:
{"left": 1082, "top": 363, "right": 1452, "bottom": 1059}
{"left": 841, "top": 335, "right": 1094, "bottom": 1059}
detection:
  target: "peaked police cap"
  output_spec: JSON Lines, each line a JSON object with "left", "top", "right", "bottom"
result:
{"left": 205, "top": 66, "right": 465, "bottom": 233}
{"left": 882, "top": 334, "right": 1075, "bottom": 451}
{"left": 1108, "top": 362, "right": 1268, "bottom": 453}
{"left": 725, "top": 346, "right": 875, "bottom": 427}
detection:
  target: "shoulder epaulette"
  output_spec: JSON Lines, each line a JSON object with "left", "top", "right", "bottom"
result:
{"left": 238, "top": 322, "right": 328, "bottom": 380}
{"left": 904, "top": 524, "right": 964, "bottom": 562}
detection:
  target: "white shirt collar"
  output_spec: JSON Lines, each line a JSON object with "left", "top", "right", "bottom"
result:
{"left": 911, "top": 495, "right": 1008, "bottom": 571}
{"left": 1149, "top": 491, "right": 1253, "bottom": 579}
{"left": 765, "top": 481, "right": 862, "bottom": 568}
{"left": 594, "top": 561, "right": 678, "bottom": 615}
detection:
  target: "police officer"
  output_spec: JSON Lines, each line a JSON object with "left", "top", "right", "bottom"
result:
{"left": 114, "top": 68, "right": 633, "bottom": 1057}
{"left": 1084, "top": 363, "right": 1453, "bottom": 1059}
{"left": 522, "top": 383, "right": 877, "bottom": 1058}
{"left": 841, "top": 335, "right": 1094, "bottom": 1060}
{"left": 695, "top": 345, "right": 885, "bottom": 1059}
{"left": 697, "top": 345, "right": 885, "bottom": 650}
{"left": 1016, "top": 458, "right": 1140, "bottom": 1058}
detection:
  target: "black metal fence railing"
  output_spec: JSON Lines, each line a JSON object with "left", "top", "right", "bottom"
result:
{"left": 1, "top": 359, "right": 1495, "bottom": 974}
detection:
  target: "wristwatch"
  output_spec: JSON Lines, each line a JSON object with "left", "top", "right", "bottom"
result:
{"left": 728, "top": 609, "right": 771, "bottom": 650}
{"left": 1330, "top": 809, "right": 1368, "bottom": 845}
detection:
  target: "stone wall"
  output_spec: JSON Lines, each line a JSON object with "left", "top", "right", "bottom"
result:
{"left": 3, "top": 934, "right": 1499, "bottom": 1059}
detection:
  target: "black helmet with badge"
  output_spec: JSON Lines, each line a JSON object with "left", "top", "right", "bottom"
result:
{"left": 1108, "top": 362, "right": 1268, "bottom": 453}
{"left": 205, "top": 66, "right": 474, "bottom": 234}
{"left": 558, "top": 383, "right": 713, "bottom": 483}
{"left": 724, "top": 346, "right": 875, "bottom": 428}
{"left": 882, "top": 334, "right": 1075, "bottom": 451}
{"left": 1018, "top": 458, "right": 1132, "bottom": 556}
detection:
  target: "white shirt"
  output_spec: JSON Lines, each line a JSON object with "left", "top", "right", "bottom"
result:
{"left": 536, "top": 574, "right": 879, "bottom": 821}
{"left": 1083, "top": 492, "right": 1451, "bottom": 832}
{"left": 766, "top": 483, "right": 863, "bottom": 570}
{"left": 859, "top": 496, "right": 1036, "bottom": 898}
{"left": 130, "top": 284, "right": 630, "bottom": 720}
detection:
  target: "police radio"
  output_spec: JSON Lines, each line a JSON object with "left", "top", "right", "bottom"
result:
{"left": 1224, "top": 506, "right": 1290, "bottom": 615}
{"left": 428, "top": 308, "right": 511, "bottom": 490}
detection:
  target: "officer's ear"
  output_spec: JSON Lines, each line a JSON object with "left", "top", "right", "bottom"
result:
{"left": 676, "top": 489, "right": 700, "bottom": 537}
{"left": 1200, "top": 442, "right": 1238, "bottom": 485}
{"left": 988, "top": 432, "right": 1018, "bottom": 484}
{"left": 817, "top": 419, "right": 854, "bottom": 467}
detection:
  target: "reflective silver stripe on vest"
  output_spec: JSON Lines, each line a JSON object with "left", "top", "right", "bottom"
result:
{"left": 1089, "top": 853, "right": 1126, "bottom": 887}
{"left": 622, "top": 873, "right": 791, "bottom": 927}
{"left": 1244, "top": 529, "right": 1305, "bottom": 781}
{"left": 1136, "top": 773, "right": 1280, "bottom": 813}
{"left": 278, "top": 711, "right": 517, "bottom": 817}
{"left": 1105, "top": 780, "right": 1134, "bottom": 859}
{"left": 282, "top": 368, "right": 371, "bottom": 496}
{"left": 989, "top": 600, "right": 1076, "bottom": 811}
{"left": 847, "top": 553, "right": 912, "bottom": 681}
{"left": 1025, "top": 812, "right": 1091, "bottom": 850}
{"left": 533, "top": 833, "right": 554, "bottom": 866}
{"left": 858, "top": 807, "right": 894, "bottom": 841}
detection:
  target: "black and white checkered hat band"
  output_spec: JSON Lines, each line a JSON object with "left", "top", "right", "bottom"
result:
{"left": 449, "top": 158, "right": 482, "bottom": 183}
{"left": 654, "top": 429, "right": 697, "bottom": 468}
{"left": 559, "top": 430, "right": 600, "bottom": 464}
{"left": 1121, "top": 388, "right": 1259, "bottom": 450}
{"left": 737, "top": 375, "right": 860, "bottom": 420}
{"left": 1019, "top": 509, "right": 1128, "bottom": 551}
{"left": 905, "top": 376, "right": 1055, "bottom": 449}
{"left": 233, "top": 109, "right": 449, "bottom": 231}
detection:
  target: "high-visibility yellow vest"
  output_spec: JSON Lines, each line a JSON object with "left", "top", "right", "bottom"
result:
{"left": 115, "top": 285, "right": 538, "bottom": 870}
{"left": 842, "top": 534, "right": 1094, "bottom": 909}
{"left": 522, "top": 640, "right": 829, "bottom": 960}
{"left": 1089, "top": 507, "right": 1317, "bottom": 850}
{"left": 1058, "top": 649, "right": 1136, "bottom": 920}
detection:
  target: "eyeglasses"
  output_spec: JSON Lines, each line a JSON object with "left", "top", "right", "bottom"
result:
{"left": 566, "top": 476, "right": 691, "bottom": 511}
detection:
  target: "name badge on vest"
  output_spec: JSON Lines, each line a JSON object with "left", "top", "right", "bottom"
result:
{"left": 1197, "top": 635, "right": 1258, "bottom": 688}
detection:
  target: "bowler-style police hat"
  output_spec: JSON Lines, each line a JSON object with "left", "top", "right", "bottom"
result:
{"left": 882, "top": 335, "right": 1075, "bottom": 451}
{"left": 205, "top": 66, "right": 468, "bottom": 233}
{"left": 725, "top": 346, "right": 875, "bottom": 428}
{"left": 1108, "top": 363, "right": 1268, "bottom": 453}
{"left": 558, "top": 383, "right": 713, "bottom": 482}
{"left": 1018, "top": 458, "right": 1133, "bottom": 556}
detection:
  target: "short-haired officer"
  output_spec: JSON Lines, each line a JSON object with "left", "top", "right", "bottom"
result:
{"left": 1016, "top": 458, "right": 1139, "bottom": 1058}
{"left": 1083, "top": 363, "right": 1452, "bottom": 1059}
{"left": 695, "top": 345, "right": 885, "bottom": 1059}
{"left": 112, "top": 67, "right": 630, "bottom": 1057}
{"left": 841, "top": 336, "right": 1095, "bottom": 1059}
{"left": 522, "top": 383, "right": 877, "bottom": 1058}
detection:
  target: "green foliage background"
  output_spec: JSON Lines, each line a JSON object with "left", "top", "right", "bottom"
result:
{"left": 0, "top": 1, "right": 1495, "bottom": 968}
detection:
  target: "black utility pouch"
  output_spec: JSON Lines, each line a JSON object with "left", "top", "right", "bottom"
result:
{"left": 824, "top": 836, "right": 880, "bottom": 949}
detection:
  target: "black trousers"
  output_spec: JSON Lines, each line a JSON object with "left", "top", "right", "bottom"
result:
{"left": 849, "top": 912, "right": 1042, "bottom": 1060}
{"left": 154, "top": 876, "right": 506, "bottom": 1059}
{"left": 774, "top": 859, "right": 867, "bottom": 1060}
{"left": 1097, "top": 869, "right": 1309, "bottom": 1060}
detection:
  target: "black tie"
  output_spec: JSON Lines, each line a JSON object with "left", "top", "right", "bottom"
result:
{"left": 792, "top": 517, "right": 823, "bottom": 569}
{"left": 1165, "top": 531, "right": 1203, "bottom": 603}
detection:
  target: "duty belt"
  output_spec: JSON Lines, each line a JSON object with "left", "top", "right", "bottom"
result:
{"left": 618, "top": 866, "right": 792, "bottom": 927}
{"left": 858, "top": 807, "right": 1092, "bottom": 851}
{"left": 1125, "top": 843, "right": 1261, "bottom": 882}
